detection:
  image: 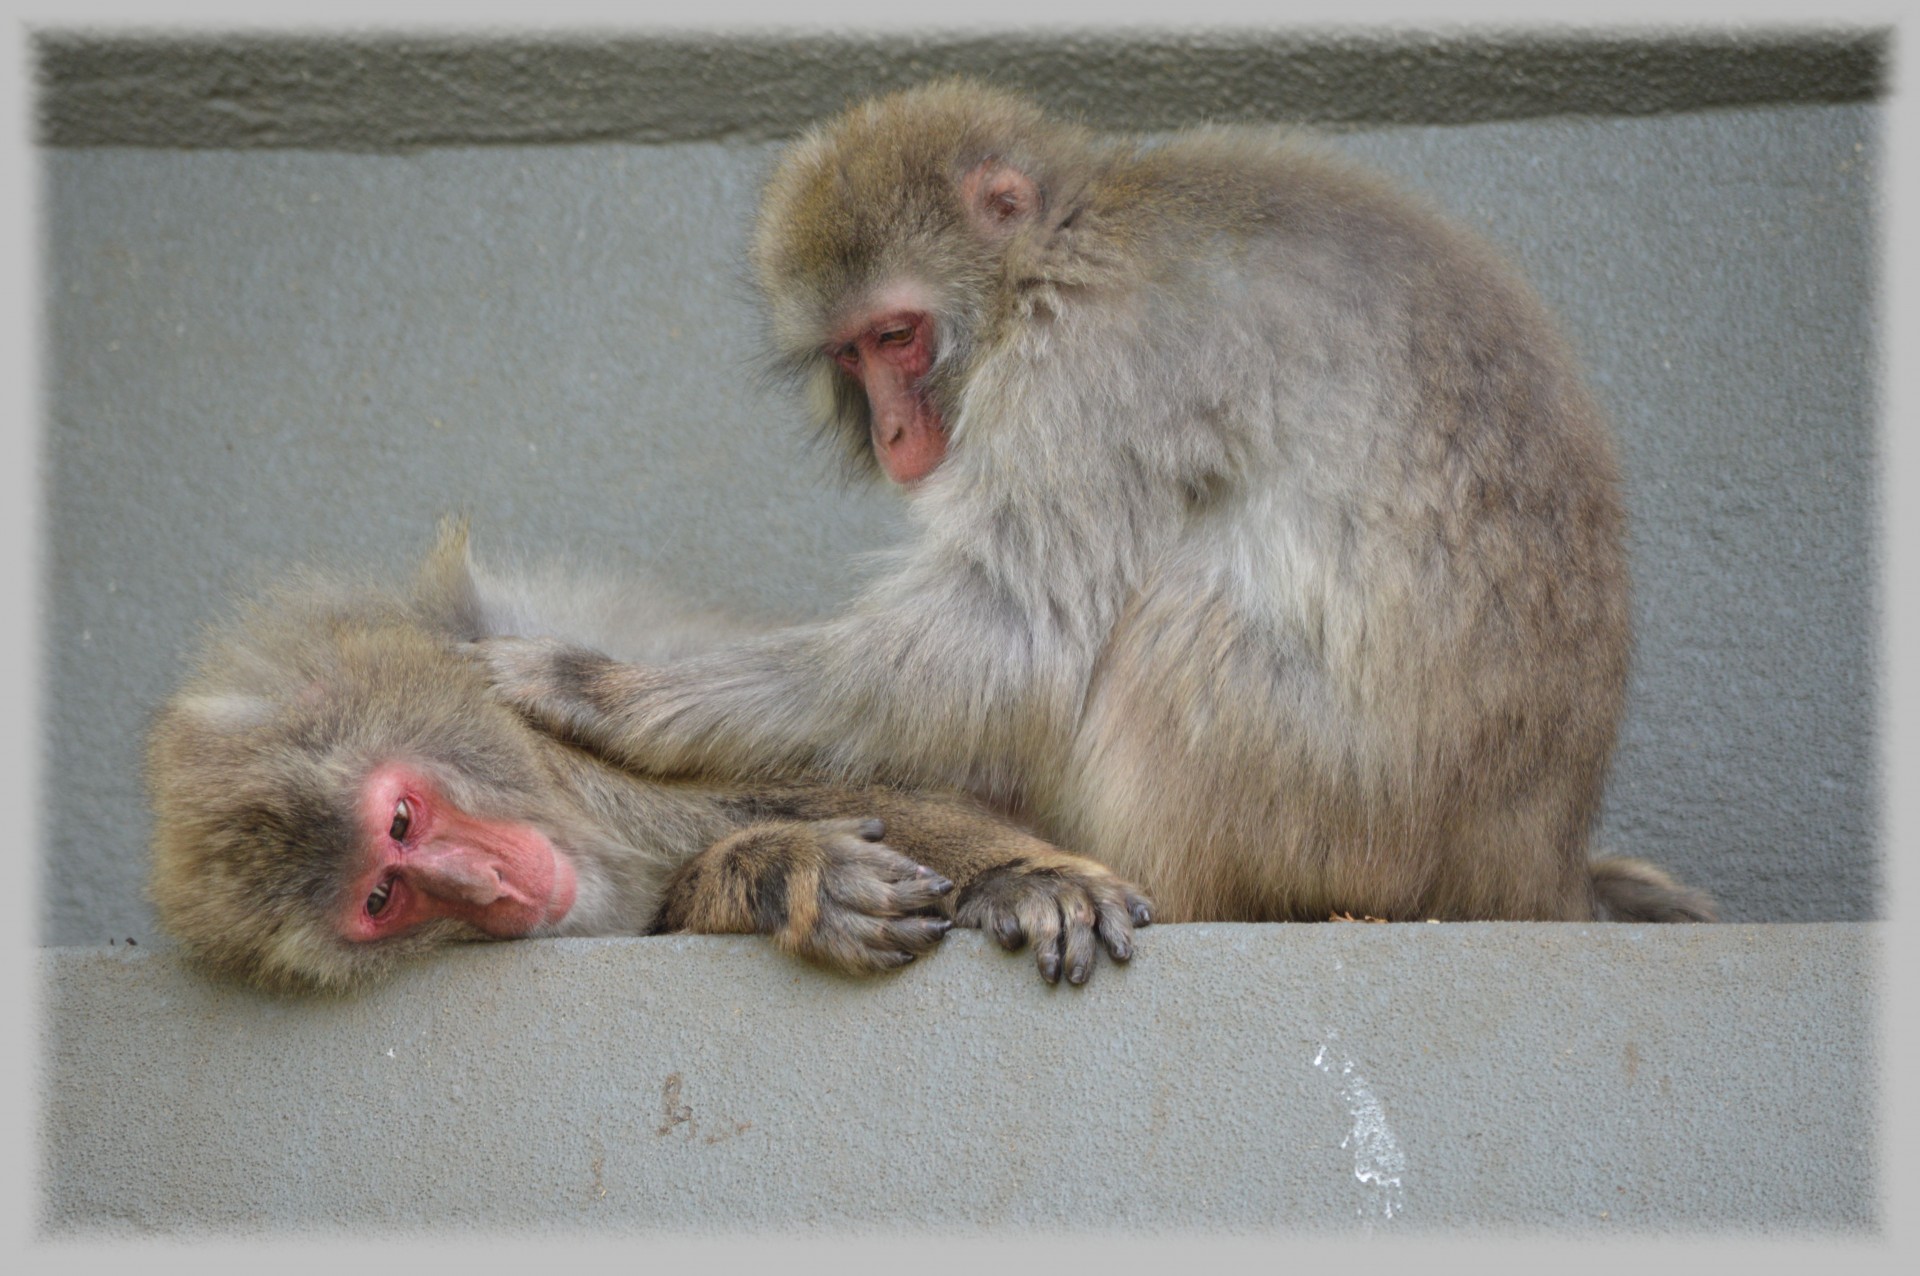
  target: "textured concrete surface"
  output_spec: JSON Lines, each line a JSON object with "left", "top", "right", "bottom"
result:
{"left": 33, "top": 28, "right": 1885, "bottom": 149}
{"left": 37, "top": 922, "right": 1879, "bottom": 1236}
{"left": 40, "top": 103, "right": 1879, "bottom": 944}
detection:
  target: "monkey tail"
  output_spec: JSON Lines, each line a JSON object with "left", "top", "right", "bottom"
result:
{"left": 1589, "top": 856, "right": 1718, "bottom": 923}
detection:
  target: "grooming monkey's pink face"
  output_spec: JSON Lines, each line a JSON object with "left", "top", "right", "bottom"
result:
{"left": 825, "top": 164, "right": 1040, "bottom": 486}
{"left": 338, "top": 762, "right": 576, "bottom": 943}
{"left": 832, "top": 306, "right": 948, "bottom": 485}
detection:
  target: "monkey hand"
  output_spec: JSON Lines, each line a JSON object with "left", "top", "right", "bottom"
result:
{"left": 952, "top": 854, "right": 1153, "bottom": 985}
{"left": 780, "top": 818, "right": 959, "bottom": 974}
{"left": 661, "top": 818, "right": 956, "bottom": 976}
{"left": 469, "top": 635, "right": 636, "bottom": 753}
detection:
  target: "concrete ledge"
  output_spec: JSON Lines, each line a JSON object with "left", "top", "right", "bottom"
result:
{"left": 39, "top": 922, "right": 1877, "bottom": 1236}
{"left": 33, "top": 28, "right": 1887, "bottom": 149}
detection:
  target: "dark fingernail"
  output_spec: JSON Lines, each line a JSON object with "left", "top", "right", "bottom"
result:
{"left": 931, "top": 918, "right": 953, "bottom": 936}
{"left": 1110, "top": 938, "right": 1133, "bottom": 961}
{"left": 995, "top": 917, "right": 1024, "bottom": 949}
{"left": 1068, "top": 961, "right": 1090, "bottom": 985}
{"left": 1132, "top": 903, "right": 1153, "bottom": 925}
{"left": 1039, "top": 954, "right": 1061, "bottom": 983}
{"left": 858, "top": 819, "right": 885, "bottom": 841}
{"left": 920, "top": 870, "right": 954, "bottom": 894}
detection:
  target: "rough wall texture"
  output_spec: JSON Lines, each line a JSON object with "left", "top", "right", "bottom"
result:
{"left": 34, "top": 28, "right": 1885, "bottom": 149}
{"left": 39, "top": 923, "right": 1879, "bottom": 1235}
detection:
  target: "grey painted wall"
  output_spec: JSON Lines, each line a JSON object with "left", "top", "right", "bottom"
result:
{"left": 40, "top": 923, "right": 1877, "bottom": 1235}
{"left": 40, "top": 100, "right": 1878, "bottom": 944}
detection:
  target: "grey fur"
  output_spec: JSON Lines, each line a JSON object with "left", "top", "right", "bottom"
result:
{"left": 484, "top": 81, "right": 1714, "bottom": 926}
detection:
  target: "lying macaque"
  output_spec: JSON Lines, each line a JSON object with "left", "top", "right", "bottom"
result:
{"left": 146, "top": 522, "right": 1149, "bottom": 993}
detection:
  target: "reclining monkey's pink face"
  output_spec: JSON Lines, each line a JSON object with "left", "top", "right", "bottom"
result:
{"left": 337, "top": 761, "right": 576, "bottom": 943}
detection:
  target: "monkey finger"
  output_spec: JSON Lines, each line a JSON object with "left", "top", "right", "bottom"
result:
{"left": 789, "top": 921, "right": 884, "bottom": 973}
{"left": 818, "top": 833, "right": 953, "bottom": 915}
{"left": 891, "top": 867, "right": 956, "bottom": 913}
{"left": 871, "top": 854, "right": 954, "bottom": 895}
{"left": 982, "top": 907, "right": 1029, "bottom": 952}
{"left": 857, "top": 863, "right": 956, "bottom": 916}
{"left": 885, "top": 913, "right": 954, "bottom": 954}
{"left": 846, "top": 911, "right": 952, "bottom": 957}
{"left": 803, "top": 911, "right": 951, "bottom": 974}
{"left": 954, "top": 891, "right": 1040, "bottom": 955}
{"left": 1019, "top": 897, "right": 1067, "bottom": 984}
{"left": 1060, "top": 895, "right": 1098, "bottom": 985}
{"left": 849, "top": 841, "right": 954, "bottom": 895}
{"left": 819, "top": 862, "right": 921, "bottom": 917}
{"left": 1092, "top": 894, "right": 1138, "bottom": 962}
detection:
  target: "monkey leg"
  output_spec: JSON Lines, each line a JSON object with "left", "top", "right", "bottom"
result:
{"left": 651, "top": 818, "right": 956, "bottom": 975}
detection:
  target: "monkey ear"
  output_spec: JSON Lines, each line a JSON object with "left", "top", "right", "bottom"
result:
{"left": 960, "top": 161, "right": 1041, "bottom": 233}
{"left": 415, "top": 515, "right": 486, "bottom": 640}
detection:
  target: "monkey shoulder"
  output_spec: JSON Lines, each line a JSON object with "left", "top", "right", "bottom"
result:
{"left": 1108, "top": 130, "right": 1522, "bottom": 302}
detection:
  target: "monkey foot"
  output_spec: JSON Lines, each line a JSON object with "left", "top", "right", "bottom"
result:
{"left": 952, "top": 858, "right": 1153, "bottom": 985}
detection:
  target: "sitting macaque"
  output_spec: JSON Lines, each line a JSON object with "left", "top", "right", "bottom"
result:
{"left": 145, "top": 522, "right": 1150, "bottom": 994}
{"left": 483, "top": 81, "right": 1716, "bottom": 925}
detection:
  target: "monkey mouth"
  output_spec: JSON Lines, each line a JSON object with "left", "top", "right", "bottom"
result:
{"left": 541, "top": 845, "right": 578, "bottom": 925}
{"left": 872, "top": 402, "right": 948, "bottom": 485}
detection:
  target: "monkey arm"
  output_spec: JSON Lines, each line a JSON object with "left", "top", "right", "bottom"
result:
{"left": 480, "top": 412, "right": 1186, "bottom": 807}
{"left": 479, "top": 543, "right": 1112, "bottom": 805}
{"left": 653, "top": 785, "right": 1153, "bottom": 985}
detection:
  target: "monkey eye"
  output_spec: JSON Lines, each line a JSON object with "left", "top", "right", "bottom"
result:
{"left": 366, "top": 879, "right": 393, "bottom": 918}
{"left": 876, "top": 325, "right": 914, "bottom": 347}
{"left": 388, "top": 799, "right": 412, "bottom": 843}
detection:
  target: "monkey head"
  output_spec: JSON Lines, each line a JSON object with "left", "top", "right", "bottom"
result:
{"left": 751, "top": 81, "right": 1086, "bottom": 486}
{"left": 146, "top": 566, "right": 579, "bottom": 994}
